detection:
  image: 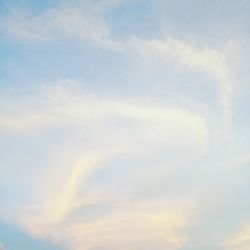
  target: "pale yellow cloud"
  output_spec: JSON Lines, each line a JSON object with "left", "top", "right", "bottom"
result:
{"left": 11, "top": 143, "right": 131, "bottom": 239}
{"left": 224, "top": 225, "right": 250, "bottom": 250}
{"left": 0, "top": 82, "right": 207, "bottom": 248}
{"left": 59, "top": 198, "right": 195, "bottom": 250}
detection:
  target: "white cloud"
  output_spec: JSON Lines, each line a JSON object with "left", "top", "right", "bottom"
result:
{"left": 123, "top": 37, "right": 232, "bottom": 113}
{"left": 0, "top": 1, "right": 234, "bottom": 127}
{"left": 119, "top": 37, "right": 235, "bottom": 149}
{"left": 0, "top": 80, "right": 209, "bottom": 151}
{"left": 1, "top": 2, "right": 110, "bottom": 43}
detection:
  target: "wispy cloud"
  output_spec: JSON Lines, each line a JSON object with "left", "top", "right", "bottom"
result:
{"left": 1, "top": 1, "right": 249, "bottom": 249}
{"left": 0, "top": 81, "right": 207, "bottom": 248}
{"left": 224, "top": 225, "right": 250, "bottom": 250}
{"left": 0, "top": 0, "right": 234, "bottom": 128}
{"left": 0, "top": 80, "right": 209, "bottom": 150}
{"left": 0, "top": 1, "right": 111, "bottom": 43}
{"left": 122, "top": 37, "right": 233, "bottom": 133}
{"left": 63, "top": 201, "right": 192, "bottom": 250}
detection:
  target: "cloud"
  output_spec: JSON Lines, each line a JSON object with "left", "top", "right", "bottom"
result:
{"left": 0, "top": 0, "right": 234, "bottom": 128}
{"left": 124, "top": 37, "right": 232, "bottom": 113}
{"left": 0, "top": 80, "right": 208, "bottom": 248}
{"left": 56, "top": 198, "right": 195, "bottom": 250}
{"left": 224, "top": 225, "right": 250, "bottom": 250}
{"left": 0, "top": 2, "right": 246, "bottom": 249}
{"left": 0, "top": 1, "right": 111, "bottom": 43}
{"left": 18, "top": 146, "right": 129, "bottom": 238}
{"left": 0, "top": 220, "right": 63, "bottom": 250}
{"left": 0, "top": 80, "right": 209, "bottom": 151}
{"left": 119, "top": 36, "right": 235, "bottom": 151}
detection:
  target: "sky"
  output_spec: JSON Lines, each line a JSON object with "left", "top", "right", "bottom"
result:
{"left": 0, "top": 0, "right": 250, "bottom": 249}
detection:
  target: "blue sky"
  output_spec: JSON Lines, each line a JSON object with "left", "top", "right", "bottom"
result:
{"left": 1, "top": 0, "right": 250, "bottom": 249}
